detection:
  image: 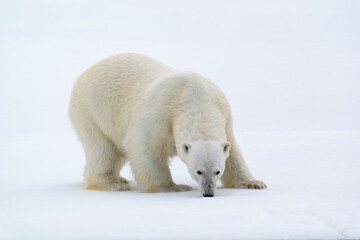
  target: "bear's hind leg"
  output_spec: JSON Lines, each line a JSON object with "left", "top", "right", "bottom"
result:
{"left": 78, "top": 121, "right": 130, "bottom": 191}
{"left": 84, "top": 139, "right": 130, "bottom": 191}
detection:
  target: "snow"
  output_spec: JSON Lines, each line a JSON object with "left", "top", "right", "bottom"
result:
{"left": 0, "top": 0, "right": 359, "bottom": 239}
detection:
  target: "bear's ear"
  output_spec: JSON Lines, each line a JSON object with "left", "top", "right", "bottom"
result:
{"left": 183, "top": 143, "right": 191, "bottom": 153}
{"left": 222, "top": 142, "right": 231, "bottom": 155}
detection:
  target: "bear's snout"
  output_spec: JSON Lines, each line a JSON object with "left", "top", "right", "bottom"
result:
{"left": 203, "top": 194, "right": 214, "bottom": 197}
{"left": 202, "top": 181, "right": 214, "bottom": 197}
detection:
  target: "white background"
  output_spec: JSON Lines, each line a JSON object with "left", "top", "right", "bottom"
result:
{"left": 0, "top": 0, "right": 359, "bottom": 239}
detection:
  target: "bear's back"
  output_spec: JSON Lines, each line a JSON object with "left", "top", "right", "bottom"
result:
{"left": 76, "top": 53, "right": 176, "bottom": 94}
{"left": 70, "top": 53, "right": 177, "bottom": 141}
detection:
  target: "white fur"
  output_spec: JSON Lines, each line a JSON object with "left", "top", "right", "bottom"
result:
{"left": 69, "top": 53, "right": 266, "bottom": 195}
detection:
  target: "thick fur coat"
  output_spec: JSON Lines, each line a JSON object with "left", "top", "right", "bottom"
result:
{"left": 69, "top": 53, "right": 266, "bottom": 196}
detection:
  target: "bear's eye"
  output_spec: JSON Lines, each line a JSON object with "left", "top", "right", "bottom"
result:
{"left": 196, "top": 171, "right": 203, "bottom": 175}
{"left": 183, "top": 144, "right": 190, "bottom": 153}
{"left": 215, "top": 171, "right": 220, "bottom": 175}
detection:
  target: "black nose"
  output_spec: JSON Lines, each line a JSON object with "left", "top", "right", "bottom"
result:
{"left": 203, "top": 194, "right": 214, "bottom": 197}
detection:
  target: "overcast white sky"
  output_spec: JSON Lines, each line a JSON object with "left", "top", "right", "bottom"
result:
{"left": 0, "top": 0, "right": 359, "bottom": 137}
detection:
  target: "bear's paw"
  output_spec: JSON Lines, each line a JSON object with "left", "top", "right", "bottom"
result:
{"left": 167, "top": 184, "right": 192, "bottom": 192}
{"left": 86, "top": 182, "right": 131, "bottom": 192}
{"left": 238, "top": 180, "right": 267, "bottom": 190}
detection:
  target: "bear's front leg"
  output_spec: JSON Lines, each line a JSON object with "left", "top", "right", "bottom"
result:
{"left": 221, "top": 137, "right": 266, "bottom": 190}
{"left": 128, "top": 148, "right": 192, "bottom": 193}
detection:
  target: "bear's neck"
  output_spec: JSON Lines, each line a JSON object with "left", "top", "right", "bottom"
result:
{"left": 172, "top": 107, "right": 226, "bottom": 143}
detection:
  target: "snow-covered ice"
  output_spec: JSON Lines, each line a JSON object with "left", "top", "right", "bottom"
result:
{"left": 0, "top": 0, "right": 359, "bottom": 239}
{"left": 1, "top": 132, "right": 360, "bottom": 239}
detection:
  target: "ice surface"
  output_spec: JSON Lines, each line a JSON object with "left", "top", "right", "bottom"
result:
{"left": 0, "top": 0, "right": 359, "bottom": 239}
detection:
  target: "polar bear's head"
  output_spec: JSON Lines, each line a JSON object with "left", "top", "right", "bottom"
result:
{"left": 178, "top": 141, "right": 231, "bottom": 197}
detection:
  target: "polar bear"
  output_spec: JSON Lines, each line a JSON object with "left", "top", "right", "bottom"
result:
{"left": 69, "top": 53, "right": 266, "bottom": 197}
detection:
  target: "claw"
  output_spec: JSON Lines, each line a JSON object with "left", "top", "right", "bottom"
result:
{"left": 239, "top": 180, "right": 267, "bottom": 190}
